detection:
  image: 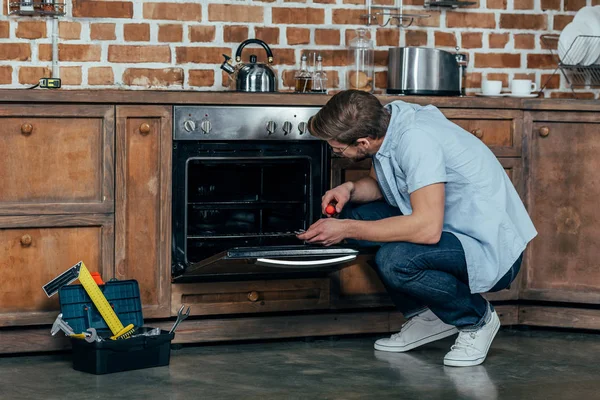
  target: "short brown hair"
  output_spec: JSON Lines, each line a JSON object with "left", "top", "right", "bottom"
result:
{"left": 308, "top": 90, "right": 390, "bottom": 144}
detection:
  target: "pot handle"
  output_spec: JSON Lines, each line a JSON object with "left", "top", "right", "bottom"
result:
{"left": 235, "top": 39, "right": 274, "bottom": 64}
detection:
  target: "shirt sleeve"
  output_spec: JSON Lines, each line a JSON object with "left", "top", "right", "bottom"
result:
{"left": 396, "top": 129, "right": 447, "bottom": 194}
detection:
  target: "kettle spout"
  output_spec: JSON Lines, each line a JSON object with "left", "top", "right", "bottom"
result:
{"left": 220, "top": 54, "right": 235, "bottom": 74}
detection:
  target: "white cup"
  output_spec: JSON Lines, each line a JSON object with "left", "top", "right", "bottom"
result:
{"left": 481, "top": 80, "right": 503, "bottom": 96}
{"left": 511, "top": 79, "right": 537, "bottom": 95}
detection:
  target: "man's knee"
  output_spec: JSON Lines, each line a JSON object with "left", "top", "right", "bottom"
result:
{"left": 374, "top": 243, "right": 420, "bottom": 281}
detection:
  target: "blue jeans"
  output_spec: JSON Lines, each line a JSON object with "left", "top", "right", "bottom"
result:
{"left": 341, "top": 201, "right": 523, "bottom": 330}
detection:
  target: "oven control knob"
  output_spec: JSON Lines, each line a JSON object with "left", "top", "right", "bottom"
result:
{"left": 183, "top": 120, "right": 196, "bottom": 132}
{"left": 298, "top": 122, "right": 308, "bottom": 135}
{"left": 200, "top": 119, "right": 212, "bottom": 134}
{"left": 266, "top": 121, "right": 277, "bottom": 135}
{"left": 282, "top": 121, "right": 292, "bottom": 135}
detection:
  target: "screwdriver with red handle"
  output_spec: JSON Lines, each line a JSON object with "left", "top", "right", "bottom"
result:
{"left": 325, "top": 202, "right": 338, "bottom": 217}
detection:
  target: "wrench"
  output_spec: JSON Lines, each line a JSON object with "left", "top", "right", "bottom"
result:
{"left": 169, "top": 305, "right": 190, "bottom": 334}
{"left": 84, "top": 327, "right": 100, "bottom": 343}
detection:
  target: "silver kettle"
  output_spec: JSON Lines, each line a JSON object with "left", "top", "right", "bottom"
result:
{"left": 221, "top": 39, "right": 277, "bottom": 93}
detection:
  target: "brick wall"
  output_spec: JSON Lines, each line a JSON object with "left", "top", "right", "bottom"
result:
{"left": 1, "top": 0, "right": 599, "bottom": 98}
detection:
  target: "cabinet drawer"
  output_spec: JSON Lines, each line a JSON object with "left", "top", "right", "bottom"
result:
{"left": 0, "top": 105, "right": 114, "bottom": 215}
{"left": 171, "top": 279, "right": 330, "bottom": 316}
{"left": 441, "top": 109, "right": 523, "bottom": 157}
{"left": 0, "top": 214, "right": 114, "bottom": 327}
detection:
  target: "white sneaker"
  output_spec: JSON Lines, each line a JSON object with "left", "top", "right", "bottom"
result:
{"left": 374, "top": 309, "right": 458, "bottom": 353}
{"left": 443, "top": 309, "right": 501, "bottom": 367}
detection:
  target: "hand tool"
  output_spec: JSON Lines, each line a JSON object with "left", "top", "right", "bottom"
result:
{"left": 325, "top": 201, "right": 338, "bottom": 216}
{"left": 169, "top": 305, "right": 191, "bottom": 334}
{"left": 84, "top": 328, "right": 100, "bottom": 343}
{"left": 50, "top": 313, "right": 88, "bottom": 339}
{"left": 43, "top": 261, "right": 135, "bottom": 340}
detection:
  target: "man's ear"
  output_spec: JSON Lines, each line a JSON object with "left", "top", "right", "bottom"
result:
{"left": 355, "top": 137, "right": 370, "bottom": 149}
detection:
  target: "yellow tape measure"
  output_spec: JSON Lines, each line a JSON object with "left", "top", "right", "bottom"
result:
{"left": 77, "top": 262, "right": 135, "bottom": 340}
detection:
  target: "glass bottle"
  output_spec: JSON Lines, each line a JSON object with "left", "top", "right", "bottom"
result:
{"left": 347, "top": 28, "right": 374, "bottom": 93}
{"left": 294, "top": 54, "right": 312, "bottom": 93}
{"left": 311, "top": 55, "right": 327, "bottom": 93}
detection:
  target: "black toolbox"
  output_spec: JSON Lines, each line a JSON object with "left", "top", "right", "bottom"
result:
{"left": 59, "top": 279, "right": 174, "bottom": 375}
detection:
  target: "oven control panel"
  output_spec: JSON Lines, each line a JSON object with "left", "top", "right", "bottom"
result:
{"left": 174, "top": 106, "right": 321, "bottom": 141}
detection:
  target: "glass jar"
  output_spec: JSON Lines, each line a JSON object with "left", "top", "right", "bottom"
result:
{"left": 347, "top": 28, "right": 374, "bottom": 93}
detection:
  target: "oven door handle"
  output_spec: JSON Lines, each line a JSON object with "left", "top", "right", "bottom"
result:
{"left": 255, "top": 254, "right": 357, "bottom": 268}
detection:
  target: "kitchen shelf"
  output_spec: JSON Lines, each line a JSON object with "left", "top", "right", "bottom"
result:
{"left": 424, "top": 0, "right": 477, "bottom": 8}
{"left": 540, "top": 34, "right": 600, "bottom": 94}
{"left": 9, "top": 1, "right": 65, "bottom": 16}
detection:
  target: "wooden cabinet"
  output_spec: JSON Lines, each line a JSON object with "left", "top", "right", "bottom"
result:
{"left": 522, "top": 111, "right": 600, "bottom": 304}
{"left": 171, "top": 279, "right": 331, "bottom": 316}
{"left": 0, "top": 214, "right": 114, "bottom": 327}
{"left": 0, "top": 105, "right": 114, "bottom": 215}
{"left": 115, "top": 106, "right": 172, "bottom": 318}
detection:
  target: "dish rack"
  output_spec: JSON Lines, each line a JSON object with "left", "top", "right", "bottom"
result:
{"left": 541, "top": 34, "right": 600, "bottom": 93}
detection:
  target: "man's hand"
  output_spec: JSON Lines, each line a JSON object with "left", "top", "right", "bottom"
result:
{"left": 321, "top": 182, "right": 353, "bottom": 216}
{"left": 296, "top": 218, "right": 349, "bottom": 246}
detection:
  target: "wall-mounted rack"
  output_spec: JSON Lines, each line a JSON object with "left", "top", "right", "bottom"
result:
{"left": 9, "top": 1, "right": 65, "bottom": 16}
{"left": 424, "top": 0, "right": 477, "bottom": 8}
{"left": 362, "top": 0, "right": 429, "bottom": 28}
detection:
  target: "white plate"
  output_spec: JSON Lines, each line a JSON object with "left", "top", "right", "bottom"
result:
{"left": 573, "top": 7, "right": 600, "bottom": 65}
{"left": 504, "top": 93, "right": 540, "bottom": 98}
{"left": 559, "top": 23, "right": 587, "bottom": 65}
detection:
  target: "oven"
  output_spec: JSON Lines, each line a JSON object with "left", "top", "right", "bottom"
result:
{"left": 171, "top": 106, "right": 358, "bottom": 282}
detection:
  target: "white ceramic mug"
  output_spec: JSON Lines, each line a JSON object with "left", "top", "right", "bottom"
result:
{"left": 481, "top": 80, "right": 502, "bottom": 96}
{"left": 511, "top": 79, "right": 537, "bottom": 95}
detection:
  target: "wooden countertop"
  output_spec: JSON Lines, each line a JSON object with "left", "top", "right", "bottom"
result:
{"left": 0, "top": 89, "right": 598, "bottom": 111}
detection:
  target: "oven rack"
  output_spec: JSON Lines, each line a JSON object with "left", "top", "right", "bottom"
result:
{"left": 187, "top": 231, "right": 305, "bottom": 240}
{"left": 540, "top": 34, "right": 600, "bottom": 94}
{"left": 188, "top": 200, "right": 304, "bottom": 209}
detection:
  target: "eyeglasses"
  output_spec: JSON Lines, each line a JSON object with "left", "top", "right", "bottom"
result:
{"left": 330, "top": 142, "right": 352, "bottom": 154}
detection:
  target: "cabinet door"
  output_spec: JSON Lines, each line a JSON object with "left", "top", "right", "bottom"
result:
{"left": 330, "top": 156, "right": 524, "bottom": 306}
{"left": 0, "top": 105, "right": 114, "bottom": 215}
{"left": 522, "top": 111, "right": 600, "bottom": 304}
{"left": 115, "top": 106, "right": 172, "bottom": 318}
{"left": 0, "top": 214, "right": 114, "bottom": 327}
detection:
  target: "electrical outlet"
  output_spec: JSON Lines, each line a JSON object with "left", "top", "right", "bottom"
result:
{"left": 39, "top": 78, "right": 61, "bottom": 89}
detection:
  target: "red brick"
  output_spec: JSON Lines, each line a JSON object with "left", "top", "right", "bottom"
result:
{"left": 0, "top": 44, "right": 30, "bottom": 61}
{"left": 553, "top": 15, "right": 574, "bottom": 31}
{"left": 446, "top": 12, "right": 496, "bottom": 29}
{"left": 500, "top": 14, "right": 547, "bottom": 30}
{"left": 287, "top": 28, "right": 310, "bottom": 45}
{"left": 375, "top": 50, "right": 388, "bottom": 66}
{"left": 124, "top": 24, "right": 150, "bottom": 42}
{"left": 73, "top": 0, "right": 133, "bottom": 18}
{"left": 88, "top": 67, "right": 114, "bottom": 85}
{"left": 486, "top": 73, "right": 508, "bottom": 87}
{"left": 90, "top": 23, "right": 116, "bottom": 40}
{"left": 475, "top": 53, "right": 521, "bottom": 68}
{"left": 255, "top": 27, "right": 280, "bottom": 45}
{"left": 274, "top": 7, "right": 325, "bottom": 24}
{"left": 16, "top": 21, "right": 46, "bottom": 39}
{"left": 540, "top": 36, "right": 558, "bottom": 50}
{"left": 550, "top": 91, "right": 595, "bottom": 99}
{"left": 209, "top": 4, "right": 263, "bottom": 23}
{"left": 177, "top": 47, "right": 232, "bottom": 64}
{"left": 59, "top": 22, "right": 81, "bottom": 40}
{"left": 304, "top": 49, "right": 347, "bottom": 66}
{"left": 314, "top": 0, "right": 336, "bottom": 2}
{"left": 489, "top": 33, "right": 509, "bottom": 49}
{"left": 0, "top": 66, "right": 12, "bottom": 84}
{"left": 60, "top": 66, "right": 82, "bottom": 85}
{"left": 122, "top": 68, "right": 183, "bottom": 87}
{"left": 435, "top": 31, "right": 456, "bottom": 47}
{"left": 255, "top": 48, "right": 295, "bottom": 65}
{"left": 0, "top": 22, "right": 9, "bottom": 39}
{"left": 541, "top": 0, "right": 561, "bottom": 9}
{"left": 315, "top": 29, "right": 340, "bottom": 45}
{"left": 59, "top": 44, "right": 101, "bottom": 62}
{"left": 223, "top": 26, "right": 249, "bottom": 43}
{"left": 527, "top": 54, "right": 556, "bottom": 69}
{"left": 515, "top": 34, "right": 535, "bottom": 49}
{"left": 189, "top": 26, "right": 215, "bottom": 43}
{"left": 487, "top": 0, "right": 507, "bottom": 8}
{"left": 144, "top": 2, "right": 202, "bottom": 21}
{"left": 593, "top": 0, "right": 600, "bottom": 5}
{"left": 332, "top": 9, "right": 365, "bottom": 25}
{"left": 19, "top": 66, "right": 50, "bottom": 85}
{"left": 346, "top": 29, "right": 371, "bottom": 45}
{"left": 514, "top": 0, "right": 534, "bottom": 9}
{"left": 377, "top": 29, "right": 400, "bottom": 47}
{"left": 189, "top": 70, "right": 214, "bottom": 87}
{"left": 564, "top": 0, "right": 586, "bottom": 11}
{"left": 108, "top": 45, "right": 170, "bottom": 63}
{"left": 465, "top": 72, "right": 482, "bottom": 88}
{"left": 375, "top": 71, "right": 387, "bottom": 89}
{"left": 461, "top": 32, "right": 482, "bottom": 49}
{"left": 158, "top": 24, "right": 183, "bottom": 43}
{"left": 413, "top": 11, "right": 441, "bottom": 27}
{"left": 514, "top": 73, "right": 536, "bottom": 80}
{"left": 405, "top": 30, "right": 428, "bottom": 47}
{"left": 404, "top": 0, "right": 425, "bottom": 4}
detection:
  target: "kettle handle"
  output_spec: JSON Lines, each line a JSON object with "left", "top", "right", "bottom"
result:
{"left": 235, "top": 39, "right": 274, "bottom": 64}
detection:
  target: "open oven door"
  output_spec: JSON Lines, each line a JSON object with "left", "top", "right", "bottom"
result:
{"left": 172, "top": 245, "right": 359, "bottom": 282}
